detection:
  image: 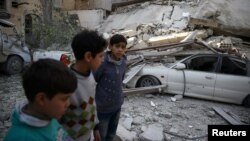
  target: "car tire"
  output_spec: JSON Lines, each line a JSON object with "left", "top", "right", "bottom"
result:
{"left": 136, "top": 75, "right": 161, "bottom": 87}
{"left": 4, "top": 56, "right": 24, "bottom": 75}
{"left": 243, "top": 95, "right": 250, "bottom": 108}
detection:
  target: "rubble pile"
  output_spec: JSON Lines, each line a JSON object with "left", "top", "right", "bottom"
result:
{"left": 98, "top": 0, "right": 250, "bottom": 59}
{"left": 99, "top": 1, "right": 196, "bottom": 33}
{"left": 115, "top": 94, "right": 250, "bottom": 141}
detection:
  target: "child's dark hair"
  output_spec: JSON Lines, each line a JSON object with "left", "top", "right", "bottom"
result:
{"left": 109, "top": 34, "right": 127, "bottom": 46}
{"left": 22, "top": 59, "right": 77, "bottom": 102}
{"left": 71, "top": 29, "right": 107, "bottom": 60}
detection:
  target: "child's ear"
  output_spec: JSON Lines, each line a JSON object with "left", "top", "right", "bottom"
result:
{"left": 35, "top": 92, "right": 47, "bottom": 106}
{"left": 84, "top": 51, "right": 93, "bottom": 62}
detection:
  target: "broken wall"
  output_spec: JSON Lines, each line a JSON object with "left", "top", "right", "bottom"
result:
{"left": 69, "top": 10, "right": 105, "bottom": 30}
{"left": 8, "top": 0, "right": 40, "bottom": 34}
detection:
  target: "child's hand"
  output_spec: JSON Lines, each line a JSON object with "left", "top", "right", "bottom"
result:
{"left": 93, "top": 130, "right": 101, "bottom": 141}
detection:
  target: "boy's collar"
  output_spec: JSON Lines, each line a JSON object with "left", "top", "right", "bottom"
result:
{"left": 70, "top": 64, "right": 91, "bottom": 77}
{"left": 16, "top": 100, "right": 51, "bottom": 127}
{"left": 108, "top": 54, "right": 123, "bottom": 65}
{"left": 106, "top": 51, "right": 126, "bottom": 65}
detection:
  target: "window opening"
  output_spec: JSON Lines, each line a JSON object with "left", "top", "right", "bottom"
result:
{"left": 186, "top": 56, "right": 218, "bottom": 72}
{"left": 220, "top": 57, "right": 246, "bottom": 76}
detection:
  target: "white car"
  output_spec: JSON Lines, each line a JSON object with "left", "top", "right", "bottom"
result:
{"left": 0, "top": 49, "right": 73, "bottom": 75}
{"left": 125, "top": 53, "right": 250, "bottom": 107}
{"left": 0, "top": 19, "right": 73, "bottom": 74}
{"left": 33, "top": 50, "right": 74, "bottom": 66}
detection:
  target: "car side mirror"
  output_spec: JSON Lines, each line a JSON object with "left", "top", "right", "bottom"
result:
{"left": 174, "top": 63, "right": 186, "bottom": 70}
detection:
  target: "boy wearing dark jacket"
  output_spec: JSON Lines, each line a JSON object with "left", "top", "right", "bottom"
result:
{"left": 94, "top": 34, "right": 127, "bottom": 141}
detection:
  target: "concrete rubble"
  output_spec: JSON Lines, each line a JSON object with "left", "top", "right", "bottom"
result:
{"left": 116, "top": 94, "right": 250, "bottom": 141}
{"left": 97, "top": 0, "right": 250, "bottom": 59}
{"left": 140, "top": 123, "right": 164, "bottom": 141}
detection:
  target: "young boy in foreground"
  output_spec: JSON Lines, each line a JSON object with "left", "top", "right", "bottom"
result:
{"left": 4, "top": 59, "right": 77, "bottom": 141}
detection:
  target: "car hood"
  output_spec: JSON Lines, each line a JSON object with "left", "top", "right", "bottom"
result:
{"left": 139, "top": 63, "right": 169, "bottom": 74}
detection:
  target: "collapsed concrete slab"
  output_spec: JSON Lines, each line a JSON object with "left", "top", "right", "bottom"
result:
{"left": 69, "top": 9, "right": 105, "bottom": 30}
{"left": 147, "top": 30, "right": 212, "bottom": 46}
{"left": 191, "top": 0, "right": 250, "bottom": 38}
{"left": 99, "top": 5, "right": 171, "bottom": 32}
{"left": 118, "top": 29, "right": 137, "bottom": 38}
{"left": 98, "top": 3, "right": 195, "bottom": 33}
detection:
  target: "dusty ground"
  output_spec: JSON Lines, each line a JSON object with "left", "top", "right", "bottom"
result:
{"left": 121, "top": 94, "right": 250, "bottom": 140}
{"left": 0, "top": 74, "right": 249, "bottom": 141}
{"left": 0, "top": 74, "right": 25, "bottom": 141}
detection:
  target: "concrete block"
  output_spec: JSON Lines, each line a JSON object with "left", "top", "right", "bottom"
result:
{"left": 119, "top": 29, "right": 137, "bottom": 38}
{"left": 147, "top": 32, "right": 191, "bottom": 46}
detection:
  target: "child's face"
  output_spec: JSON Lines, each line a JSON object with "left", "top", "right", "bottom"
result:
{"left": 42, "top": 93, "right": 72, "bottom": 119}
{"left": 109, "top": 42, "right": 127, "bottom": 60}
{"left": 90, "top": 51, "right": 105, "bottom": 71}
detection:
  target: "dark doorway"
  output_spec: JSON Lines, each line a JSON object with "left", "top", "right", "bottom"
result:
{"left": 25, "top": 14, "right": 40, "bottom": 46}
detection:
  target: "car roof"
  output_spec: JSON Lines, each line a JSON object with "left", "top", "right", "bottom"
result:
{"left": 189, "top": 53, "right": 243, "bottom": 58}
{"left": 0, "top": 19, "right": 15, "bottom": 27}
{"left": 176, "top": 53, "right": 246, "bottom": 63}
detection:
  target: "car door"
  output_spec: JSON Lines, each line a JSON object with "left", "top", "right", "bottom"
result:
{"left": 166, "top": 67, "right": 186, "bottom": 95}
{"left": 213, "top": 56, "right": 250, "bottom": 104}
{"left": 181, "top": 55, "right": 218, "bottom": 99}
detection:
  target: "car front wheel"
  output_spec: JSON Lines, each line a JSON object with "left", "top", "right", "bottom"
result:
{"left": 4, "top": 56, "right": 24, "bottom": 75}
{"left": 136, "top": 75, "right": 161, "bottom": 87}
